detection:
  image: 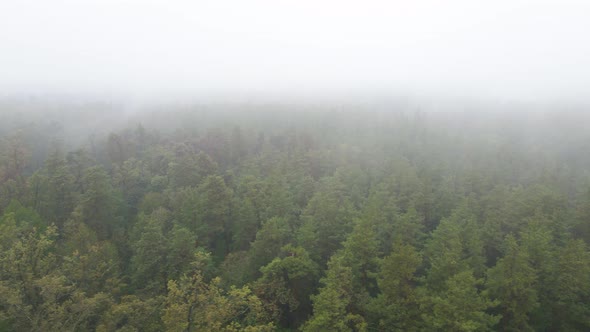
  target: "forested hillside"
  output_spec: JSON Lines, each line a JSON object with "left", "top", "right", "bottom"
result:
{"left": 1, "top": 103, "right": 590, "bottom": 331}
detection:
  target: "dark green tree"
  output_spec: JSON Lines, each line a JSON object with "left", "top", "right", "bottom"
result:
{"left": 486, "top": 235, "right": 538, "bottom": 332}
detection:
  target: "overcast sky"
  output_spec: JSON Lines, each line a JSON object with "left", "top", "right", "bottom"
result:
{"left": 1, "top": 0, "right": 589, "bottom": 102}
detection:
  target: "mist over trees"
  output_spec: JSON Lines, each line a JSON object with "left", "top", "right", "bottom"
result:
{"left": 1, "top": 100, "right": 590, "bottom": 331}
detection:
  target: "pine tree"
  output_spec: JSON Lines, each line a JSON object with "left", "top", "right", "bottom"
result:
{"left": 486, "top": 235, "right": 538, "bottom": 332}
{"left": 369, "top": 242, "right": 422, "bottom": 331}
{"left": 302, "top": 255, "right": 367, "bottom": 332}
{"left": 421, "top": 270, "right": 499, "bottom": 331}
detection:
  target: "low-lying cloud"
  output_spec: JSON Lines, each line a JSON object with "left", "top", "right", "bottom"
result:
{"left": 1, "top": 0, "right": 589, "bottom": 103}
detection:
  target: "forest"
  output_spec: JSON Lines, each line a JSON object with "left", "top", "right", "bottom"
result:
{"left": 1, "top": 100, "right": 590, "bottom": 331}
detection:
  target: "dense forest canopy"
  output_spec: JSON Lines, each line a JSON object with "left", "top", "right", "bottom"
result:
{"left": 1, "top": 100, "right": 590, "bottom": 331}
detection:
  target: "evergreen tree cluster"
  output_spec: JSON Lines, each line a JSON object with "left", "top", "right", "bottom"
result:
{"left": 1, "top": 104, "right": 590, "bottom": 331}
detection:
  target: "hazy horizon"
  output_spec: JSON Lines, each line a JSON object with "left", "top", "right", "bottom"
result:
{"left": 2, "top": 0, "right": 589, "bottom": 104}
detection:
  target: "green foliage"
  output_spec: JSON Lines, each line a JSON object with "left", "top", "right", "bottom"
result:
{"left": 369, "top": 243, "right": 422, "bottom": 331}
{"left": 96, "top": 295, "right": 164, "bottom": 332}
{"left": 302, "top": 255, "right": 367, "bottom": 332}
{"left": 130, "top": 208, "right": 170, "bottom": 293}
{"left": 168, "top": 152, "right": 218, "bottom": 189}
{"left": 486, "top": 235, "right": 538, "bottom": 332}
{"left": 550, "top": 239, "right": 590, "bottom": 330}
{"left": 40, "top": 147, "right": 76, "bottom": 225}
{"left": 166, "top": 223, "right": 199, "bottom": 280}
{"left": 0, "top": 225, "right": 112, "bottom": 331}
{"left": 163, "top": 253, "right": 274, "bottom": 332}
{"left": 1, "top": 200, "right": 44, "bottom": 235}
{"left": 169, "top": 175, "right": 232, "bottom": 259}
{"left": 338, "top": 219, "right": 380, "bottom": 302}
{"left": 298, "top": 176, "right": 357, "bottom": 263}
{"left": 424, "top": 203, "right": 485, "bottom": 291}
{"left": 254, "top": 245, "right": 319, "bottom": 328}
{"left": 130, "top": 208, "right": 199, "bottom": 294}
{"left": 421, "top": 270, "right": 499, "bottom": 331}
{"left": 61, "top": 220, "right": 122, "bottom": 296}
{"left": 1, "top": 106, "right": 590, "bottom": 331}
{"left": 247, "top": 217, "right": 292, "bottom": 279}
{"left": 79, "top": 165, "right": 121, "bottom": 238}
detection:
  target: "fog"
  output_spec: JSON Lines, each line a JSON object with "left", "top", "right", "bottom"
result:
{"left": 1, "top": 0, "right": 589, "bottom": 103}
{"left": 4, "top": 5, "right": 590, "bottom": 331}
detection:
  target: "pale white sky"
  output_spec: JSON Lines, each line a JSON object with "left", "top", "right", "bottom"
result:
{"left": 1, "top": 0, "right": 589, "bottom": 102}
